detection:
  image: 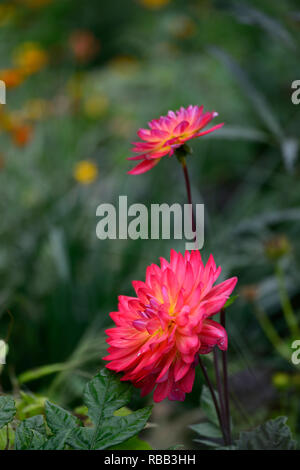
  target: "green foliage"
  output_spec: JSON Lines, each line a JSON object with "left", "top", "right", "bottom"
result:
{"left": 0, "top": 369, "right": 152, "bottom": 450}
{"left": 0, "top": 396, "right": 16, "bottom": 429}
{"left": 236, "top": 417, "right": 296, "bottom": 450}
{"left": 190, "top": 385, "right": 223, "bottom": 449}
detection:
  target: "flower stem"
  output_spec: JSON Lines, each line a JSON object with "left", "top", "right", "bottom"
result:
{"left": 213, "top": 348, "right": 229, "bottom": 444}
{"left": 198, "top": 356, "right": 228, "bottom": 445}
{"left": 180, "top": 156, "right": 196, "bottom": 236}
{"left": 220, "top": 309, "right": 232, "bottom": 445}
{"left": 178, "top": 153, "right": 229, "bottom": 444}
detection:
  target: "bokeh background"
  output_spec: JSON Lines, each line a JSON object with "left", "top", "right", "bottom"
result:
{"left": 0, "top": 0, "right": 299, "bottom": 449}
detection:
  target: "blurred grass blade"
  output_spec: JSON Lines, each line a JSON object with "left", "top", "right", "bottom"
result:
{"left": 18, "top": 363, "right": 67, "bottom": 384}
{"left": 204, "top": 125, "right": 269, "bottom": 142}
{"left": 229, "top": 2, "right": 295, "bottom": 49}
{"left": 209, "top": 46, "right": 283, "bottom": 139}
{"left": 281, "top": 138, "right": 299, "bottom": 172}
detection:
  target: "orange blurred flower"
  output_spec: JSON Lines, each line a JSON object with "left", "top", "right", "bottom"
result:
{"left": 73, "top": 160, "right": 98, "bottom": 184}
{"left": 11, "top": 124, "right": 33, "bottom": 147}
{"left": 69, "top": 30, "right": 100, "bottom": 64}
{"left": 138, "top": 0, "right": 171, "bottom": 9}
{"left": 0, "top": 69, "right": 25, "bottom": 89}
{"left": 13, "top": 42, "right": 48, "bottom": 76}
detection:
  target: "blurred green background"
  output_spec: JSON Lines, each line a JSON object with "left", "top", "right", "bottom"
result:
{"left": 0, "top": 0, "right": 299, "bottom": 449}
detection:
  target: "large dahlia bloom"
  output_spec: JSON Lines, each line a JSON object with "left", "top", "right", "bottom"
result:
{"left": 128, "top": 105, "right": 223, "bottom": 175}
{"left": 104, "top": 250, "right": 237, "bottom": 402}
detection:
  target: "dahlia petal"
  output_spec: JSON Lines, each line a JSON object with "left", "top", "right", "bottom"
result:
{"left": 168, "top": 388, "right": 186, "bottom": 401}
{"left": 173, "top": 120, "right": 189, "bottom": 135}
{"left": 178, "top": 366, "right": 195, "bottom": 393}
{"left": 199, "top": 319, "right": 228, "bottom": 352}
{"left": 153, "top": 378, "right": 173, "bottom": 403}
{"left": 195, "top": 123, "right": 224, "bottom": 137}
{"left": 128, "top": 158, "right": 160, "bottom": 175}
{"left": 174, "top": 359, "right": 190, "bottom": 382}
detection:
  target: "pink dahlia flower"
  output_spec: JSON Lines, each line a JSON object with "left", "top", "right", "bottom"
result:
{"left": 104, "top": 250, "right": 237, "bottom": 403}
{"left": 128, "top": 105, "right": 223, "bottom": 175}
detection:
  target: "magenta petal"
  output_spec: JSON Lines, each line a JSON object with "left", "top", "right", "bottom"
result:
{"left": 173, "top": 120, "right": 189, "bottom": 135}
{"left": 199, "top": 319, "right": 228, "bottom": 352}
{"left": 128, "top": 158, "right": 160, "bottom": 175}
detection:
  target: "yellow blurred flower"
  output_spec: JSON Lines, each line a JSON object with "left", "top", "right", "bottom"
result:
{"left": 272, "top": 372, "right": 290, "bottom": 390}
{"left": 109, "top": 55, "right": 140, "bottom": 76}
{"left": 264, "top": 235, "right": 291, "bottom": 262}
{"left": 0, "top": 69, "right": 25, "bottom": 89}
{"left": 0, "top": 110, "right": 14, "bottom": 132}
{"left": 83, "top": 95, "right": 109, "bottom": 119}
{"left": 23, "top": 99, "right": 49, "bottom": 121}
{"left": 74, "top": 160, "right": 98, "bottom": 184}
{"left": 138, "top": 0, "right": 170, "bottom": 9}
{"left": 13, "top": 42, "right": 48, "bottom": 76}
{"left": 67, "top": 73, "right": 84, "bottom": 101}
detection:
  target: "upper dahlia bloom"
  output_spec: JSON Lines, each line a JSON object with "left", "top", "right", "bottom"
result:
{"left": 128, "top": 105, "right": 223, "bottom": 175}
{"left": 104, "top": 250, "right": 237, "bottom": 403}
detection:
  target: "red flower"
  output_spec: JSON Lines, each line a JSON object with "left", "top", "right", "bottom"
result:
{"left": 128, "top": 105, "right": 223, "bottom": 175}
{"left": 104, "top": 250, "right": 237, "bottom": 402}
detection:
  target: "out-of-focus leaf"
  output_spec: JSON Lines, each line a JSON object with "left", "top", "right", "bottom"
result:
{"left": 200, "top": 385, "right": 219, "bottom": 427}
{"left": 236, "top": 416, "right": 296, "bottom": 450}
{"left": 194, "top": 438, "right": 220, "bottom": 447}
{"left": 0, "top": 424, "right": 15, "bottom": 450}
{"left": 204, "top": 126, "right": 269, "bottom": 142}
{"left": 190, "top": 422, "right": 222, "bottom": 439}
{"left": 18, "top": 363, "right": 67, "bottom": 384}
{"left": 281, "top": 138, "right": 299, "bottom": 172}
{"left": 0, "top": 396, "right": 16, "bottom": 429}
{"left": 209, "top": 47, "right": 283, "bottom": 139}
{"left": 224, "top": 295, "right": 239, "bottom": 309}
{"left": 230, "top": 3, "right": 295, "bottom": 49}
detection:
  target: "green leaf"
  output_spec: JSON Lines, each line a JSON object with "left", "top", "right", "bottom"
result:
{"left": 42, "top": 431, "right": 73, "bottom": 450}
{"left": 190, "top": 422, "right": 222, "bottom": 439}
{"left": 0, "top": 396, "right": 16, "bottom": 429}
{"left": 224, "top": 295, "right": 239, "bottom": 309}
{"left": 45, "top": 401, "right": 81, "bottom": 433}
{"left": 194, "top": 438, "right": 220, "bottom": 448}
{"left": 200, "top": 385, "right": 219, "bottom": 427}
{"left": 236, "top": 417, "right": 296, "bottom": 450}
{"left": 44, "top": 369, "right": 152, "bottom": 450}
{"left": 14, "top": 416, "right": 46, "bottom": 450}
